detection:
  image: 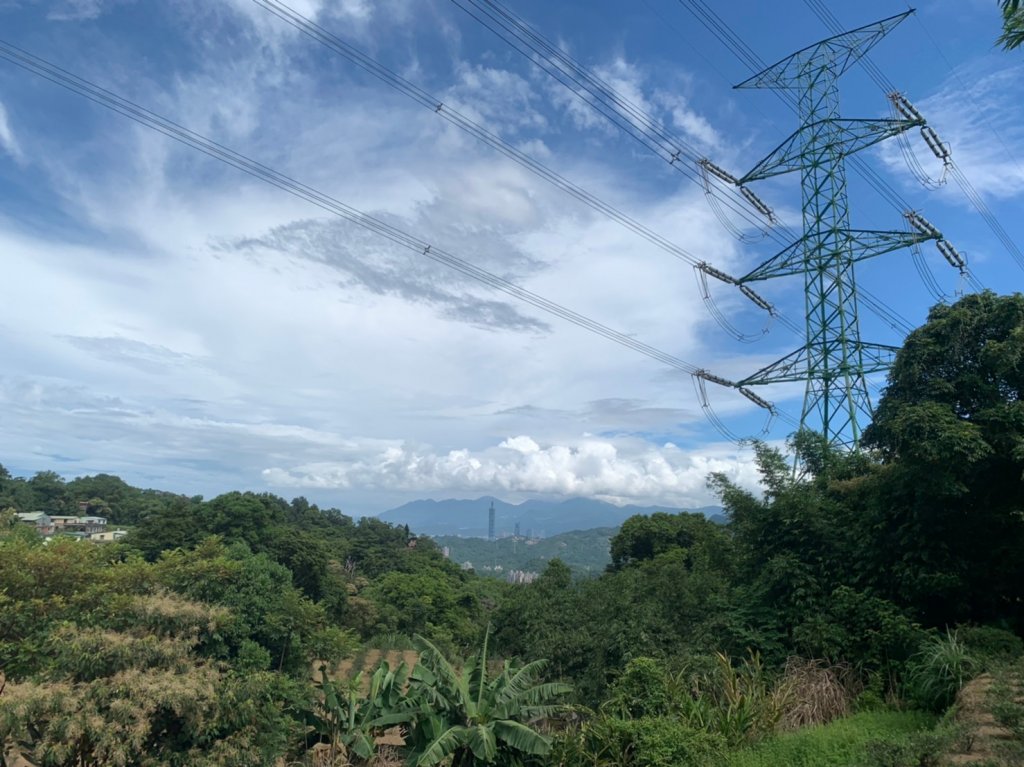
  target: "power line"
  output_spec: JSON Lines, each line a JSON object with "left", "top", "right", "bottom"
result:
{"left": 801, "top": 0, "right": 1024, "bottom": 277}
{"left": 251, "top": 0, "right": 792, "bottom": 341}
{"left": 668, "top": 0, "right": 917, "bottom": 334}
{"left": 674, "top": 0, "right": 985, "bottom": 309}
{"left": 448, "top": 0, "right": 912, "bottom": 341}
{"left": 446, "top": 0, "right": 780, "bottom": 238}
{"left": 0, "top": 38, "right": 791, "bottom": 435}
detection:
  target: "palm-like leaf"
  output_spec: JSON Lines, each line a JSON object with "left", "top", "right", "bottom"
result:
{"left": 492, "top": 720, "right": 552, "bottom": 756}
{"left": 415, "top": 724, "right": 471, "bottom": 767}
{"left": 466, "top": 724, "right": 498, "bottom": 762}
{"left": 405, "top": 630, "right": 571, "bottom": 767}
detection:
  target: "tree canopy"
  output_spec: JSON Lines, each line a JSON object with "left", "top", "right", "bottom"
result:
{"left": 1001, "top": 0, "right": 1024, "bottom": 49}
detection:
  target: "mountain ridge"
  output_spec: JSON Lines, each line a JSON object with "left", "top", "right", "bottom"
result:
{"left": 377, "top": 496, "right": 723, "bottom": 537}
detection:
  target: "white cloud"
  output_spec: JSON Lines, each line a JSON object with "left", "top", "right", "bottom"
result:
{"left": 0, "top": 101, "right": 22, "bottom": 160}
{"left": 0, "top": 0, "right": 793, "bottom": 512}
{"left": 262, "top": 434, "right": 762, "bottom": 506}
{"left": 46, "top": 0, "right": 133, "bottom": 21}
{"left": 880, "top": 61, "right": 1024, "bottom": 201}
{"left": 544, "top": 53, "right": 722, "bottom": 153}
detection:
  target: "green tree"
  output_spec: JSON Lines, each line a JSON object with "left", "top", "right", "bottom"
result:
{"left": 405, "top": 628, "right": 571, "bottom": 767}
{"left": 863, "top": 291, "right": 1024, "bottom": 628}
{"left": 1000, "top": 0, "right": 1024, "bottom": 49}
{"left": 28, "top": 470, "right": 70, "bottom": 512}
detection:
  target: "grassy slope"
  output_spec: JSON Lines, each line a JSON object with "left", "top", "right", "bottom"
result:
{"left": 725, "top": 711, "right": 937, "bottom": 767}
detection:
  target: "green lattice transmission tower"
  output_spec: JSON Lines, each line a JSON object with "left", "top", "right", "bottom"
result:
{"left": 732, "top": 11, "right": 937, "bottom": 449}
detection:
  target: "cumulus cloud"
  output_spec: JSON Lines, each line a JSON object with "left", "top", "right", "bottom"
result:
{"left": 262, "top": 434, "right": 762, "bottom": 506}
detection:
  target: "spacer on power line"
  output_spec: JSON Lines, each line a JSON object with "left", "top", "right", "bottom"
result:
{"left": 694, "top": 369, "right": 736, "bottom": 388}
{"left": 697, "top": 261, "right": 737, "bottom": 284}
{"left": 739, "top": 284, "right": 774, "bottom": 313}
{"left": 740, "top": 186, "right": 777, "bottom": 223}
{"left": 936, "top": 239, "right": 966, "bottom": 270}
{"left": 920, "top": 125, "right": 951, "bottom": 163}
{"left": 888, "top": 91, "right": 925, "bottom": 122}
{"left": 698, "top": 157, "right": 740, "bottom": 185}
{"left": 904, "top": 210, "right": 942, "bottom": 238}
{"left": 738, "top": 386, "right": 775, "bottom": 412}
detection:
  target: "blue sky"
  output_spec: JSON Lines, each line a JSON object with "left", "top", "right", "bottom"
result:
{"left": 0, "top": 0, "right": 1021, "bottom": 513}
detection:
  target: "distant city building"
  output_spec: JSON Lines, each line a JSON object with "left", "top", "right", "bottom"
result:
{"left": 488, "top": 501, "right": 495, "bottom": 541}
{"left": 514, "top": 521, "right": 521, "bottom": 537}
{"left": 506, "top": 569, "right": 538, "bottom": 585}
{"left": 441, "top": 546, "right": 451, "bottom": 558}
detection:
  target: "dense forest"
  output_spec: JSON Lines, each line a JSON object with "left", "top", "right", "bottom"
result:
{"left": 1, "top": 291, "right": 1023, "bottom": 766}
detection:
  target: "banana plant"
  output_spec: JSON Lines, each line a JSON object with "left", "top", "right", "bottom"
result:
{"left": 310, "top": 658, "right": 418, "bottom": 763}
{"left": 404, "top": 626, "right": 572, "bottom": 767}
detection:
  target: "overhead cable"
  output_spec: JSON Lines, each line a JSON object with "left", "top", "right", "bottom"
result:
{"left": 0, "top": 39, "right": 795, "bottom": 429}
{"left": 447, "top": 0, "right": 779, "bottom": 234}
{"left": 802, "top": 0, "right": 1024, "bottom": 276}
{"left": 251, "top": 0, "right": 783, "bottom": 340}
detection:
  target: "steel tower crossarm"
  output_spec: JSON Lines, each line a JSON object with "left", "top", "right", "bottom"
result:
{"left": 734, "top": 11, "right": 914, "bottom": 91}
{"left": 739, "top": 118, "right": 922, "bottom": 183}
{"left": 738, "top": 342, "right": 898, "bottom": 387}
{"left": 738, "top": 229, "right": 937, "bottom": 283}
{"left": 732, "top": 13, "right": 915, "bottom": 449}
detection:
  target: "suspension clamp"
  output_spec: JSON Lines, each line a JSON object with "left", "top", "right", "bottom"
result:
{"left": 698, "top": 158, "right": 740, "bottom": 185}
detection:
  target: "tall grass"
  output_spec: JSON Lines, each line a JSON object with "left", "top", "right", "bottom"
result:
{"left": 906, "top": 630, "right": 978, "bottom": 712}
{"left": 725, "top": 710, "right": 938, "bottom": 767}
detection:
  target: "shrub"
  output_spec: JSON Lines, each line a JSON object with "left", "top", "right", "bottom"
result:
{"left": 956, "top": 624, "right": 1024, "bottom": 667}
{"left": 905, "top": 631, "right": 977, "bottom": 712}
{"left": 683, "top": 652, "right": 792, "bottom": 746}
{"left": 554, "top": 715, "right": 726, "bottom": 767}
{"left": 862, "top": 730, "right": 946, "bottom": 767}
{"left": 779, "top": 658, "right": 860, "bottom": 729}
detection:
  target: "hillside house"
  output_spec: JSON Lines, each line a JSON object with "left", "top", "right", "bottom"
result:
{"left": 15, "top": 511, "right": 55, "bottom": 536}
{"left": 50, "top": 515, "right": 107, "bottom": 535}
{"left": 89, "top": 529, "right": 128, "bottom": 543}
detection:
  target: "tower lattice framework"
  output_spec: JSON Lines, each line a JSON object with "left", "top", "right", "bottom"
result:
{"left": 733, "top": 12, "right": 937, "bottom": 448}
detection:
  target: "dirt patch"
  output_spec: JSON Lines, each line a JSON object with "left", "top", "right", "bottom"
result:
{"left": 944, "top": 673, "right": 1021, "bottom": 766}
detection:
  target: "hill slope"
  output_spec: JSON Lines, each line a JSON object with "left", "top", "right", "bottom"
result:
{"left": 432, "top": 526, "right": 617, "bottom": 578}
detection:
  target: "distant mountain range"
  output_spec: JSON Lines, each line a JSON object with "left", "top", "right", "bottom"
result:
{"left": 377, "top": 496, "right": 724, "bottom": 538}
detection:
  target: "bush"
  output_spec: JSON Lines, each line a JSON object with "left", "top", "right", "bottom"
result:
{"left": 862, "top": 730, "right": 946, "bottom": 767}
{"left": 905, "top": 631, "right": 977, "bottom": 712}
{"left": 956, "top": 624, "right": 1024, "bottom": 667}
{"left": 724, "top": 710, "right": 937, "bottom": 767}
{"left": 681, "top": 652, "right": 792, "bottom": 746}
{"left": 554, "top": 715, "right": 726, "bottom": 767}
{"left": 779, "top": 658, "right": 860, "bottom": 729}
{"left": 606, "top": 657, "right": 679, "bottom": 719}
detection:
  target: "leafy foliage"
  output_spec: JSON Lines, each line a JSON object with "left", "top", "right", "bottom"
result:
{"left": 1000, "top": 0, "right": 1024, "bottom": 49}
{"left": 905, "top": 631, "right": 978, "bottom": 712}
{"left": 404, "top": 627, "right": 571, "bottom": 767}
